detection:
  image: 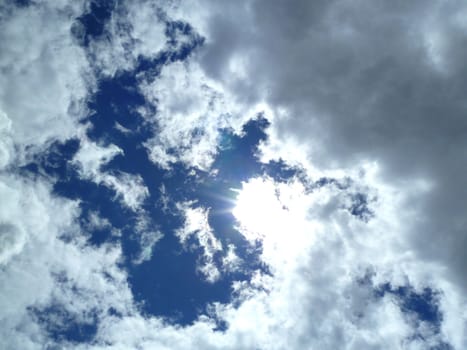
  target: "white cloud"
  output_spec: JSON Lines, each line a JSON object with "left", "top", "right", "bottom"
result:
{"left": 0, "top": 221, "right": 26, "bottom": 266}
{"left": 132, "top": 229, "right": 163, "bottom": 265}
{"left": 211, "top": 173, "right": 461, "bottom": 349}
{"left": 0, "top": 174, "right": 132, "bottom": 350}
{"left": 221, "top": 244, "right": 241, "bottom": 273}
{"left": 86, "top": 0, "right": 167, "bottom": 77}
{"left": 114, "top": 121, "right": 132, "bottom": 135}
{"left": 73, "top": 137, "right": 149, "bottom": 211}
{"left": 3, "top": 144, "right": 463, "bottom": 349}
{"left": 0, "top": 110, "right": 13, "bottom": 169}
{"left": 0, "top": 1, "right": 92, "bottom": 165}
{"left": 72, "top": 173, "right": 457, "bottom": 350}
{"left": 132, "top": 213, "right": 164, "bottom": 265}
{"left": 104, "top": 172, "right": 149, "bottom": 211}
{"left": 84, "top": 0, "right": 256, "bottom": 171}
{"left": 86, "top": 211, "right": 112, "bottom": 231}
{"left": 73, "top": 137, "right": 123, "bottom": 176}
{"left": 140, "top": 60, "right": 250, "bottom": 170}
{"left": 175, "top": 202, "right": 223, "bottom": 282}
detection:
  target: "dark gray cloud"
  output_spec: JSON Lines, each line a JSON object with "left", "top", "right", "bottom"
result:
{"left": 180, "top": 0, "right": 467, "bottom": 295}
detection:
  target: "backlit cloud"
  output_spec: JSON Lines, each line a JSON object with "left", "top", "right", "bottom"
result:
{"left": 0, "top": 0, "right": 465, "bottom": 349}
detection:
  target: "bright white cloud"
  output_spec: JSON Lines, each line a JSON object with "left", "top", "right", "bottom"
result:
{"left": 0, "top": 174, "right": 132, "bottom": 350}
{"left": 73, "top": 137, "right": 123, "bottom": 176}
{"left": 140, "top": 60, "right": 250, "bottom": 170}
{"left": 221, "top": 244, "right": 241, "bottom": 273}
{"left": 214, "top": 173, "right": 461, "bottom": 349}
{"left": 0, "top": 1, "right": 92, "bottom": 164}
{"left": 84, "top": 0, "right": 256, "bottom": 170}
{"left": 79, "top": 171, "right": 463, "bottom": 350}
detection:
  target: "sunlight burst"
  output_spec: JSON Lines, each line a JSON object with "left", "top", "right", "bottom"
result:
{"left": 231, "top": 177, "right": 287, "bottom": 242}
{"left": 231, "top": 176, "right": 317, "bottom": 267}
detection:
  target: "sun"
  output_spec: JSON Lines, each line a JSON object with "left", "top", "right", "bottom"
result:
{"left": 231, "top": 176, "right": 316, "bottom": 261}
{"left": 231, "top": 177, "right": 317, "bottom": 269}
{"left": 231, "top": 177, "right": 285, "bottom": 241}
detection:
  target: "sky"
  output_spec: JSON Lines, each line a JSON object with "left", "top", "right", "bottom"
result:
{"left": 0, "top": 0, "right": 466, "bottom": 349}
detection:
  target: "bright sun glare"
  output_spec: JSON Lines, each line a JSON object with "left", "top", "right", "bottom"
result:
{"left": 231, "top": 177, "right": 315, "bottom": 266}
{"left": 231, "top": 178, "right": 285, "bottom": 241}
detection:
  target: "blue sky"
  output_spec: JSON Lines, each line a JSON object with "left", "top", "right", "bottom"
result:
{"left": 0, "top": 0, "right": 466, "bottom": 349}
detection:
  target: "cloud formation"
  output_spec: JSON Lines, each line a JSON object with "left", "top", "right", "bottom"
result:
{"left": 0, "top": 1, "right": 91, "bottom": 165}
{"left": 171, "top": 0, "right": 467, "bottom": 293}
{"left": 0, "top": 0, "right": 465, "bottom": 349}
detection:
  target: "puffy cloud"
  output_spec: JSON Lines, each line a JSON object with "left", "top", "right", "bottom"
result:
{"left": 0, "top": 0, "right": 92, "bottom": 164}
{"left": 140, "top": 60, "right": 252, "bottom": 170}
{"left": 210, "top": 173, "right": 460, "bottom": 350}
{"left": 0, "top": 174, "right": 129, "bottom": 349}
{"left": 85, "top": 211, "right": 113, "bottom": 231}
{"left": 0, "top": 3, "right": 137, "bottom": 348}
{"left": 221, "top": 244, "right": 242, "bottom": 273}
{"left": 68, "top": 172, "right": 461, "bottom": 350}
{"left": 0, "top": 222, "right": 25, "bottom": 265}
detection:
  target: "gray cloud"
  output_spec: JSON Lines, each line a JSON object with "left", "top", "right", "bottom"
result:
{"left": 173, "top": 0, "right": 467, "bottom": 295}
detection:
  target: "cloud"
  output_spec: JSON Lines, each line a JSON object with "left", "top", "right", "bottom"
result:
{"left": 85, "top": 0, "right": 167, "bottom": 77}
{"left": 81, "top": 0, "right": 256, "bottom": 171}
{"left": 0, "top": 222, "right": 26, "bottom": 265}
{"left": 221, "top": 244, "right": 241, "bottom": 273}
{"left": 65, "top": 172, "right": 460, "bottom": 350}
{"left": 132, "top": 213, "right": 164, "bottom": 265}
{"left": 0, "top": 174, "right": 107, "bottom": 348}
{"left": 132, "top": 229, "right": 163, "bottom": 265}
{"left": 0, "top": 1, "right": 92, "bottom": 164}
{"left": 73, "top": 137, "right": 149, "bottom": 211}
{"left": 0, "top": 110, "right": 13, "bottom": 169}
{"left": 175, "top": 202, "right": 223, "bottom": 282}
{"left": 1, "top": 0, "right": 466, "bottom": 349}
{"left": 0, "top": 3, "right": 136, "bottom": 348}
{"left": 140, "top": 60, "right": 251, "bottom": 170}
{"left": 210, "top": 174, "right": 460, "bottom": 350}
{"left": 164, "top": 1, "right": 467, "bottom": 346}
{"left": 85, "top": 211, "right": 113, "bottom": 231}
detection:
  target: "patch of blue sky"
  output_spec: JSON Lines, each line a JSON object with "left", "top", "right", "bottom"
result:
{"left": 29, "top": 303, "right": 98, "bottom": 345}
{"left": 375, "top": 284, "right": 443, "bottom": 331}
{"left": 375, "top": 283, "right": 452, "bottom": 349}
{"left": 90, "top": 115, "right": 276, "bottom": 325}
{"left": 19, "top": 87, "right": 283, "bottom": 334}
{"left": 72, "top": 0, "right": 116, "bottom": 48}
